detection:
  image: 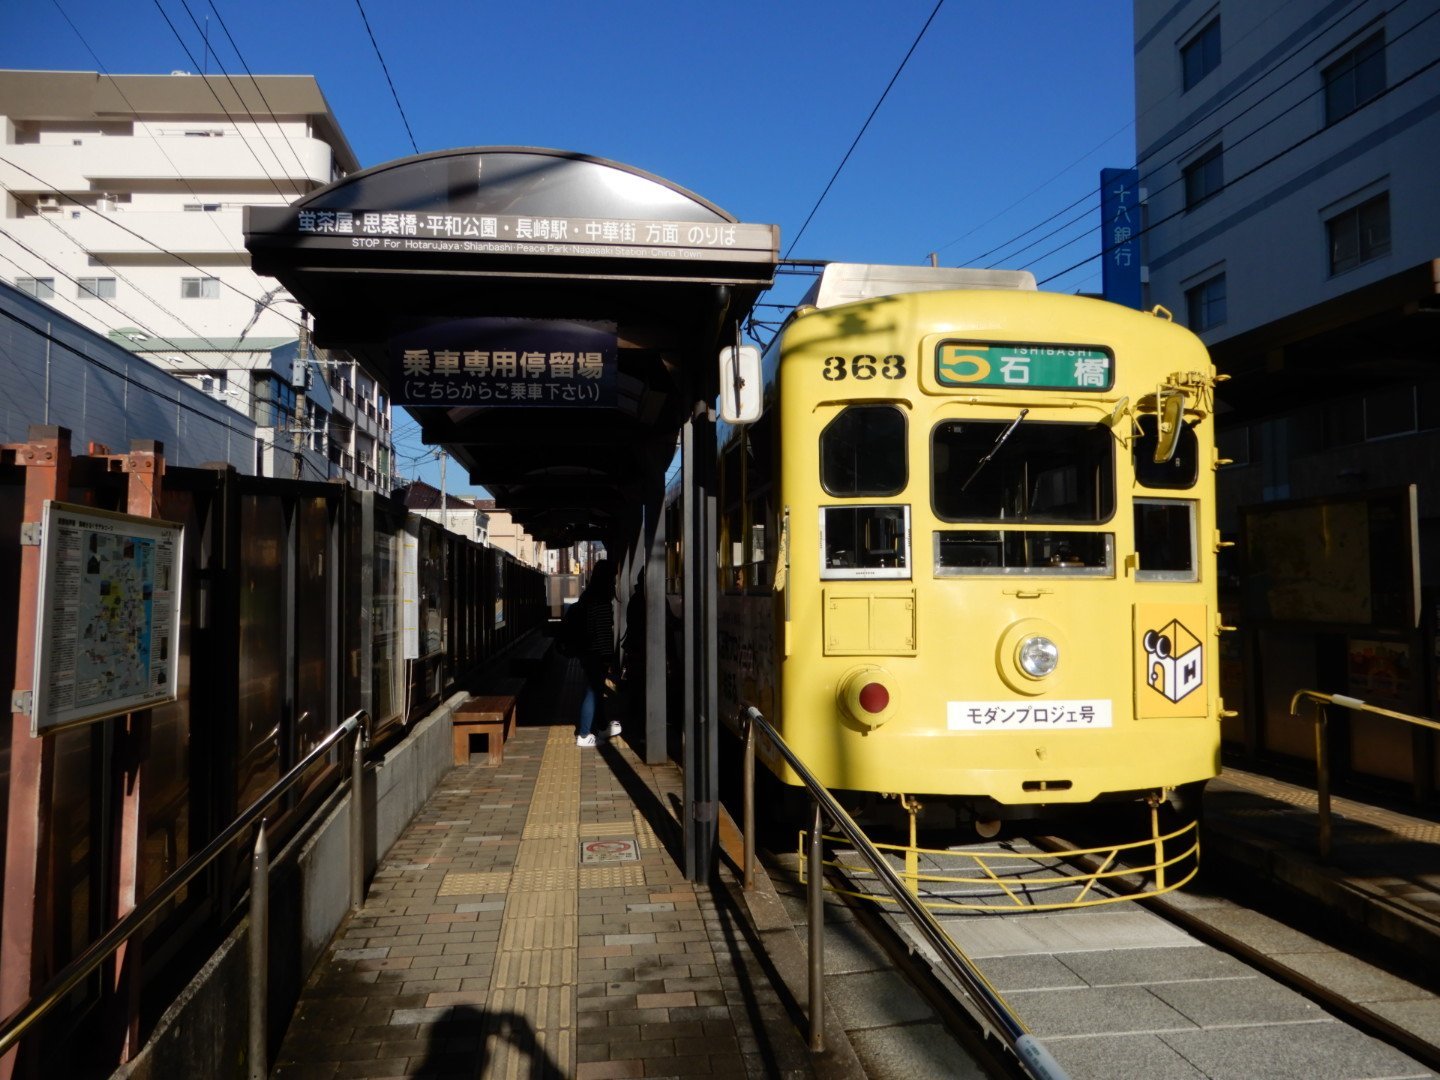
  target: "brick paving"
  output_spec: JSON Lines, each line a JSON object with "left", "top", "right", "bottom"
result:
{"left": 272, "top": 688, "right": 817, "bottom": 1079}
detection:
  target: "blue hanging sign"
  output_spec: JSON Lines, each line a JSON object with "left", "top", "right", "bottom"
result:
{"left": 1100, "top": 168, "right": 1142, "bottom": 309}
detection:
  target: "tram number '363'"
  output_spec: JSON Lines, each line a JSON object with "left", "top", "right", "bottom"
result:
{"left": 823, "top": 354, "right": 907, "bottom": 381}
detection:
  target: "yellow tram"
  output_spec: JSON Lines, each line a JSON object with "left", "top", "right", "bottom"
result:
{"left": 710, "top": 263, "right": 1225, "bottom": 851}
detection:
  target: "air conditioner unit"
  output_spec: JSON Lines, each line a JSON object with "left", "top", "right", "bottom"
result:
{"left": 36, "top": 196, "right": 60, "bottom": 212}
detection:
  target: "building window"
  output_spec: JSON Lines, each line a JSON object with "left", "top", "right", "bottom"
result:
{"left": 1364, "top": 385, "right": 1415, "bottom": 440}
{"left": 183, "top": 203, "right": 222, "bottom": 212}
{"left": 1183, "top": 144, "right": 1224, "bottom": 208}
{"left": 252, "top": 373, "right": 297, "bottom": 428}
{"left": 76, "top": 277, "right": 116, "bottom": 300}
{"left": 1181, "top": 17, "right": 1221, "bottom": 91}
{"left": 1186, "top": 274, "right": 1227, "bottom": 332}
{"left": 1327, "top": 193, "right": 1390, "bottom": 275}
{"left": 1323, "top": 31, "right": 1385, "bottom": 125}
{"left": 15, "top": 276, "right": 55, "bottom": 299}
{"left": 181, "top": 276, "right": 220, "bottom": 299}
{"left": 200, "top": 371, "right": 228, "bottom": 398}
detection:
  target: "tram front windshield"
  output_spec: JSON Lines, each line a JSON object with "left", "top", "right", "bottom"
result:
{"left": 933, "top": 419, "right": 1113, "bottom": 523}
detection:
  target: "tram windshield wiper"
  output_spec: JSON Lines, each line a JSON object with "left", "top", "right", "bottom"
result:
{"left": 959, "top": 409, "right": 1028, "bottom": 493}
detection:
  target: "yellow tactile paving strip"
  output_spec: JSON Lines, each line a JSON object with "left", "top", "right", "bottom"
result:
{"left": 579, "top": 864, "right": 646, "bottom": 889}
{"left": 437, "top": 870, "right": 512, "bottom": 896}
{"left": 484, "top": 731, "right": 582, "bottom": 1075}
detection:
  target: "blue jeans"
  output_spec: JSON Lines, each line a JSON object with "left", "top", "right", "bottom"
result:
{"left": 578, "top": 658, "right": 607, "bottom": 737}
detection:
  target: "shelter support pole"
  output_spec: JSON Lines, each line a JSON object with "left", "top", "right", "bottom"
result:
{"left": 681, "top": 406, "right": 719, "bottom": 882}
{"left": 643, "top": 493, "right": 666, "bottom": 765}
{"left": 109, "top": 440, "right": 165, "bottom": 1063}
{"left": 0, "top": 426, "right": 72, "bottom": 1080}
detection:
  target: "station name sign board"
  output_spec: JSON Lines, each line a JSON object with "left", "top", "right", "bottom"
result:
{"left": 287, "top": 208, "right": 775, "bottom": 264}
{"left": 390, "top": 317, "right": 618, "bottom": 408}
{"left": 31, "top": 501, "right": 183, "bottom": 734}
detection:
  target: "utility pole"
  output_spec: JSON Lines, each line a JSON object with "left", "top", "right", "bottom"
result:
{"left": 439, "top": 449, "right": 447, "bottom": 528}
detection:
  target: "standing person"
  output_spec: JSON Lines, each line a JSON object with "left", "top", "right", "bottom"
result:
{"left": 569, "top": 559, "right": 621, "bottom": 747}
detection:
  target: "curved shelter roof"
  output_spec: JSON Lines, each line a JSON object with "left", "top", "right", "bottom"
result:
{"left": 245, "top": 146, "right": 777, "bottom": 545}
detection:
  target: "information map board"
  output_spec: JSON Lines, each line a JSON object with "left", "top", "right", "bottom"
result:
{"left": 31, "top": 501, "right": 183, "bottom": 734}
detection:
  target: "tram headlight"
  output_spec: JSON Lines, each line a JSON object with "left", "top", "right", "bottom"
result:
{"left": 1017, "top": 635, "right": 1060, "bottom": 678}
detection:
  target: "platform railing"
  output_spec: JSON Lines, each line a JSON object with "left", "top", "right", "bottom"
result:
{"left": 0, "top": 709, "right": 370, "bottom": 1079}
{"left": 739, "top": 706, "right": 1069, "bottom": 1080}
{"left": 1290, "top": 690, "right": 1440, "bottom": 860}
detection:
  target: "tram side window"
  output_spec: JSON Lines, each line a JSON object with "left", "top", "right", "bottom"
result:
{"left": 1133, "top": 414, "right": 1200, "bottom": 488}
{"left": 821, "top": 405, "right": 907, "bottom": 496}
{"left": 1135, "top": 499, "right": 1198, "bottom": 581}
{"left": 821, "top": 504, "right": 911, "bottom": 579}
{"left": 747, "top": 416, "right": 777, "bottom": 592}
{"left": 721, "top": 442, "right": 744, "bottom": 593}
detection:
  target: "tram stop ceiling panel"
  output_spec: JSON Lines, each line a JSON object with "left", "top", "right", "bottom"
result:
{"left": 244, "top": 146, "right": 778, "bottom": 544}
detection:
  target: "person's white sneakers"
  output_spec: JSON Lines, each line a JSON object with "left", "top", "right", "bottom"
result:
{"left": 575, "top": 733, "right": 597, "bottom": 747}
{"left": 600, "top": 721, "right": 623, "bottom": 737}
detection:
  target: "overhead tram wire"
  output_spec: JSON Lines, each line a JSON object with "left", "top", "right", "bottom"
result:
{"left": 150, "top": 0, "right": 298, "bottom": 202}
{"left": 47, "top": 0, "right": 254, "bottom": 263}
{"left": 781, "top": 0, "right": 944, "bottom": 260}
{"left": 353, "top": 0, "right": 420, "bottom": 155}
{"left": 1035, "top": 48, "right": 1440, "bottom": 287}
{"left": 6, "top": 185, "right": 247, "bottom": 362}
{"left": 0, "top": 224, "right": 251, "bottom": 392}
{"left": 1018, "top": 5, "right": 1440, "bottom": 281}
{"left": 204, "top": 0, "right": 320, "bottom": 188}
{"left": 172, "top": 0, "right": 305, "bottom": 198}
{"left": 949, "top": 0, "right": 1410, "bottom": 271}
{"left": 0, "top": 156, "right": 307, "bottom": 337}
{"left": 0, "top": 252, "right": 262, "bottom": 439}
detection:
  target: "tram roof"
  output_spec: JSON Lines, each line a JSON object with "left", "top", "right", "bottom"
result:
{"left": 245, "top": 147, "right": 778, "bottom": 546}
{"left": 800, "top": 263, "right": 1036, "bottom": 309}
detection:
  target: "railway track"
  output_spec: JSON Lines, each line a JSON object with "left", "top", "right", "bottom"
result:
{"left": 768, "top": 832, "right": 1440, "bottom": 1080}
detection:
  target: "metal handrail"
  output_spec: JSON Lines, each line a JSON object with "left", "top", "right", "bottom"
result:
{"left": 1290, "top": 689, "right": 1440, "bottom": 859}
{"left": 0, "top": 709, "right": 370, "bottom": 1065}
{"left": 740, "top": 706, "right": 1068, "bottom": 1080}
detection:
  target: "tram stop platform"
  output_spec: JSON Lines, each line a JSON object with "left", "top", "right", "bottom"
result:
{"left": 271, "top": 643, "right": 1440, "bottom": 1079}
{"left": 270, "top": 656, "right": 862, "bottom": 1080}
{"left": 1198, "top": 766, "right": 1440, "bottom": 989}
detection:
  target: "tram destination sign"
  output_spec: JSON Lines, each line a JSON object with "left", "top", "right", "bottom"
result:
{"left": 935, "top": 342, "right": 1114, "bottom": 391}
{"left": 280, "top": 208, "right": 776, "bottom": 264}
{"left": 30, "top": 501, "right": 183, "bottom": 734}
{"left": 391, "top": 317, "right": 618, "bottom": 408}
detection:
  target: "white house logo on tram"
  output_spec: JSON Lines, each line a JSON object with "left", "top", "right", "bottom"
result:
{"left": 1143, "top": 620, "right": 1203, "bottom": 704}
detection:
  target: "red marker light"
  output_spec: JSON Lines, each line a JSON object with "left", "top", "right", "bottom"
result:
{"left": 858, "top": 683, "right": 889, "bottom": 714}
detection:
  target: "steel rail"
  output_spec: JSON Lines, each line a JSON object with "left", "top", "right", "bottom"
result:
{"left": 1290, "top": 689, "right": 1440, "bottom": 859}
{"left": 741, "top": 706, "right": 1068, "bottom": 1080}
{"left": 0, "top": 709, "right": 368, "bottom": 1058}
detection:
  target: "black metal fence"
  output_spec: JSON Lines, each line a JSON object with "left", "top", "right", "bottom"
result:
{"left": 0, "top": 450, "right": 545, "bottom": 1073}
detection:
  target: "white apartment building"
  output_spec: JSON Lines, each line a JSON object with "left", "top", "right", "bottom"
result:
{"left": 1134, "top": 1, "right": 1440, "bottom": 519}
{"left": 0, "top": 69, "right": 394, "bottom": 489}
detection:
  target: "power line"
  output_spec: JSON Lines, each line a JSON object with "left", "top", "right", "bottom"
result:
{"left": 353, "top": 0, "right": 419, "bottom": 156}
{"left": 0, "top": 227, "right": 239, "bottom": 382}
{"left": 5, "top": 187, "right": 245, "bottom": 364}
{"left": 782, "top": 0, "right": 944, "bottom": 260}
{"left": 0, "top": 155, "right": 307, "bottom": 334}
{"left": 954, "top": 0, "right": 1409, "bottom": 271}
{"left": 204, "top": 0, "right": 319, "bottom": 187}
{"left": 47, "top": 0, "right": 252, "bottom": 260}
{"left": 0, "top": 283, "right": 258, "bottom": 443}
{"left": 149, "top": 0, "right": 296, "bottom": 202}
{"left": 171, "top": 0, "right": 306, "bottom": 198}
{"left": 1037, "top": 48, "right": 1440, "bottom": 286}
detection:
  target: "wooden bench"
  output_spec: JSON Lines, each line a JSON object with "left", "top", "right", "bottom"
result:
{"left": 452, "top": 693, "right": 518, "bottom": 766}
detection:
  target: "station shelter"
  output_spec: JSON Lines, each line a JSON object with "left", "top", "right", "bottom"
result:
{"left": 245, "top": 146, "right": 779, "bottom": 879}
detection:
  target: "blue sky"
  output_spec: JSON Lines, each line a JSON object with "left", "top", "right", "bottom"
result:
{"left": 2, "top": 0, "right": 1138, "bottom": 491}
